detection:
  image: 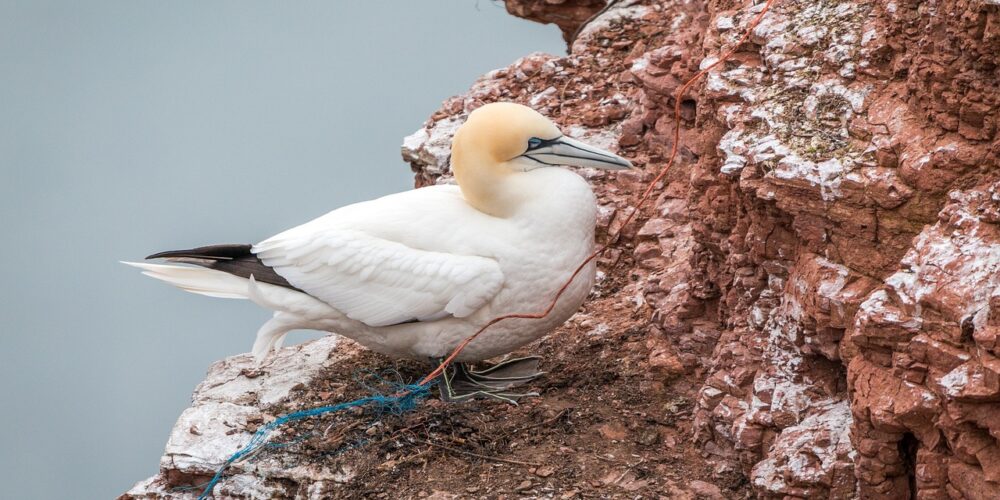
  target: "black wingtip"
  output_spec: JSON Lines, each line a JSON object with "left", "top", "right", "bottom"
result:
{"left": 145, "top": 244, "right": 253, "bottom": 261}
{"left": 143, "top": 243, "right": 300, "bottom": 291}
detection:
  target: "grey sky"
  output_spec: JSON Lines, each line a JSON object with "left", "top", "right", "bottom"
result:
{"left": 0, "top": 1, "right": 562, "bottom": 497}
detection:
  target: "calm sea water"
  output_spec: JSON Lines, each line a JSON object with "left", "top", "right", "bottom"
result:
{"left": 0, "top": 2, "right": 562, "bottom": 497}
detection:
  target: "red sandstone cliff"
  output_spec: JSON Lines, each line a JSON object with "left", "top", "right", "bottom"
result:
{"left": 125, "top": 1, "right": 1000, "bottom": 498}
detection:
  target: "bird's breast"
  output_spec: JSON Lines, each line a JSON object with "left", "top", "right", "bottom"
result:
{"left": 488, "top": 169, "right": 598, "bottom": 311}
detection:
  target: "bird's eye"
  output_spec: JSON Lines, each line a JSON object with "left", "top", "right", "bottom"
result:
{"left": 527, "top": 137, "right": 542, "bottom": 149}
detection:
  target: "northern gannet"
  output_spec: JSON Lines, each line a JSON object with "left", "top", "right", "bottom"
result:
{"left": 127, "top": 102, "right": 633, "bottom": 401}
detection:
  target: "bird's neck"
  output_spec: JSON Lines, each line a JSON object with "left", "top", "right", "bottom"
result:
{"left": 452, "top": 151, "right": 520, "bottom": 217}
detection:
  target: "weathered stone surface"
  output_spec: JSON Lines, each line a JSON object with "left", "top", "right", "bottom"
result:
{"left": 122, "top": 337, "right": 349, "bottom": 499}
{"left": 848, "top": 180, "right": 1000, "bottom": 498}
{"left": 750, "top": 401, "right": 855, "bottom": 498}
{"left": 503, "top": 0, "right": 608, "bottom": 43}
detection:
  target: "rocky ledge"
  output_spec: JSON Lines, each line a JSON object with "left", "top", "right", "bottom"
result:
{"left": 126, "top": 1, "right": 1000, "bottom": 498}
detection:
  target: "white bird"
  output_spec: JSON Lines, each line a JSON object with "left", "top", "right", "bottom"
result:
{"left": 126, "top": 102, "right": 633, "bottom": 401}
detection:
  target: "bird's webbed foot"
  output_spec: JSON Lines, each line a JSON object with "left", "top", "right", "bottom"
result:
{"left": 435, "top": 356, "right": 544, "bottom": 404}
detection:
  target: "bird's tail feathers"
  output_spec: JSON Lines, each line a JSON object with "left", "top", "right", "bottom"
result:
{"left": 121, "top": 261, "right": 250, "bottom": 299}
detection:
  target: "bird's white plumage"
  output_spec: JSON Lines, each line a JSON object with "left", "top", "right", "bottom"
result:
{"left": 254, "top": 226, "right": 504, "bottom": 327}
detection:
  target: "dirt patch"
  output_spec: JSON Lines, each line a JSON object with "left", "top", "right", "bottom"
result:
{"left": 244, "top": 293, "right": 749, "bottom": 498}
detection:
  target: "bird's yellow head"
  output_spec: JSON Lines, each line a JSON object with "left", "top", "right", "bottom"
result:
{"left": 450, "top": 102, "right": 632, "bottom": 216}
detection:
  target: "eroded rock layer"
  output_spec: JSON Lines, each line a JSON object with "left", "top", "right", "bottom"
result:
{"left": 126, "top": 0, "right": 1000, "bottom": 498}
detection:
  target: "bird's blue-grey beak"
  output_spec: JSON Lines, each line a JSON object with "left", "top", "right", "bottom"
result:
{"left": 521, "top": 135, "right": 634, "bottom": 170}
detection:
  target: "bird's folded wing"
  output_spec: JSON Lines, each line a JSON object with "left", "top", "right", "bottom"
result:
{"left": 253, "top": 229, "right": 504, "bottom": 327}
